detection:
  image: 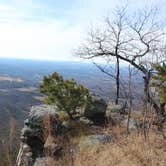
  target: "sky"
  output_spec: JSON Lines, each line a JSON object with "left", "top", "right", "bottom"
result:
{"left": 0, "top": 0, "right": 165, "bottom": 61}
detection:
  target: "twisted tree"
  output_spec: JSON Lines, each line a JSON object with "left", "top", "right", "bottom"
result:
{"left": 75, "top": 6, "right": 166, "bottom": 117}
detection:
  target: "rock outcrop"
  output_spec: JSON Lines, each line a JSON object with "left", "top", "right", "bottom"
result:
{"left": 106, "top": 101, "right": 127, "bottom": 124}
{"left": 16, "top": 97, "right": 110, "bottom": 166}
{"left": 85, "top": 95, "right": 107, "bottom": 124}
{"left": 16, "top": 105, "right": 67, "bottom": 166}
{"left": 106, "top": 101, "right": 141, "bottom": 130}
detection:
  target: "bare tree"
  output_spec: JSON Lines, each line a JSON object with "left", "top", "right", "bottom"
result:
{"left": 92, "top": 61, "right": 128, "bottom": 101}
{"left": 126, "top": 65, "right": 133, "bottom": 134}
{"left": 77, "top": 6, "right": 128, "bottom": 104}
{"left": 75, "top": 5, "right": 166, "bottom": 118}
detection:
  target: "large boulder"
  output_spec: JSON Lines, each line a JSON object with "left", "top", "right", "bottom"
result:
{"left": 106, "top": 101, "right": 127, "bottom": 124}
{"left": 84, "top": 95, "right": 107, "bottom": 124}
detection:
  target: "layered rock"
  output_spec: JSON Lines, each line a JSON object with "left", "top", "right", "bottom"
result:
{"left": 16, "top": 105, "right": 66, "bottom": 166}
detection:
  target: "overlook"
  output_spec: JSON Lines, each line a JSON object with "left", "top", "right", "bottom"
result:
{"left": 0, "top": 0, "right": 166, "bottom": 166}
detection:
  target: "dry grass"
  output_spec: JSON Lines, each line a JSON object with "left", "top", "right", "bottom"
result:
{"left": 42, "top": 112, "right": 166, "bottom": 166}
{"left": 74, "top": 132, "right": 166, "bottom": 166}
{"left": 42, "top": 115, "right": 166, "bottom": 166}
{"left": 0, "top": 114, "right": 19, "bottom": 166}
{"left": 0, "top": 110, "right": 164, "bottom": 166}
{"left": 42, "top": 114, "right": 75, "bottom": 166}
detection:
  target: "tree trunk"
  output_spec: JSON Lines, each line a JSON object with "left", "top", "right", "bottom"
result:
{"left": 143, "top": 71, "right": 161, "bottom": 115}
{"left": 115, "top": 56, "right": 120, "bottom": 104}
{"left": 143, "top": 71, "right": 166, "bottom": 138}
{"left": 144, "top": 72, "right": 151, "bottom": 105}
{"left": 127, "top": 65, "right": 132, "bottom": 135}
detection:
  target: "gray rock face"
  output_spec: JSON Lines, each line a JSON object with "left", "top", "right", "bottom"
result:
{"left": 16, "top": 105, "right": 66, "bottom": 166}
{"left": 106, "top": 102, "right": 127, "bottom": 124}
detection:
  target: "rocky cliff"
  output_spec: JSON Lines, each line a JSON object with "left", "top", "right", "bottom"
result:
{"left": 16, "top": 97, "right": 144, "bottom": 166}
{"left": 16, "top": 97, "right": 109, "bottom": 166}
{"left": 16, "top": 105, "right": 66, "bottom": 166}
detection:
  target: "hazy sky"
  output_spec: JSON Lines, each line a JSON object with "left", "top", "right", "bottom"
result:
{"left": 0, "top": 0, "right": 165, "bottom": 61}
